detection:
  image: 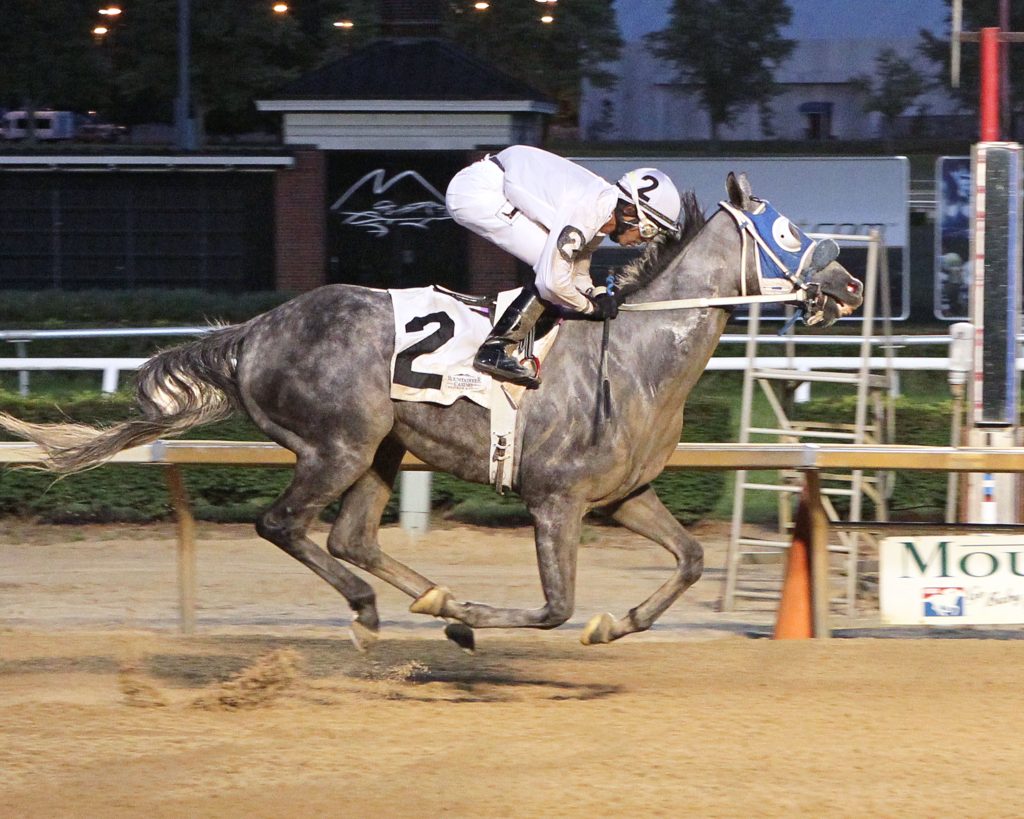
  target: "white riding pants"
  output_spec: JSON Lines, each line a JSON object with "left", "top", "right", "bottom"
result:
{"left": 445, "top": 157, "right": 548, "bottom": 269}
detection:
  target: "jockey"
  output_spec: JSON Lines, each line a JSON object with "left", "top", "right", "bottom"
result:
{"left": 445, "top": 145, "right": 682, "bottom": 388}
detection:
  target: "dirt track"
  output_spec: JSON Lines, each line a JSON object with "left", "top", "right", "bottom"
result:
{"left": 3, "top": 521, "right": 1024, "bottom": 817}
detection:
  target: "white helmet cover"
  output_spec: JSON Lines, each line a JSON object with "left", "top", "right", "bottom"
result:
{"left": 615, "top": 168, "right": 682, "bottom": 237}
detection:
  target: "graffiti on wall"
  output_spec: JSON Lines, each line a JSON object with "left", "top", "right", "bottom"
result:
{"left": 330, "top": 169, "right": 452, "bottom": 237}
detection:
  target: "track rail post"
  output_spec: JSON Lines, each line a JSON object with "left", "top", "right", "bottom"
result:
{"left": 166, "top": 465, "right": 197, "bottom": 634}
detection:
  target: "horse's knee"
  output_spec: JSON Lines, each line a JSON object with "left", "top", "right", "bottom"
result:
{"left": 256, "top": 513, "right": 299, "bottom": 551}
{"left": 326, "top": 530, "right": 380, "bottom": 569}
{"left": 680, "top": 540, "right": 704, "bottom": 586}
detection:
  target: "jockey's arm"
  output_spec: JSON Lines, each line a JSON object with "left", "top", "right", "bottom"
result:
{"left": 534, "top": 219, "right": 607, "bottom": 314}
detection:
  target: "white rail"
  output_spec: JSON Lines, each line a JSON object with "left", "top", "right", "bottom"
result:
{"left": 0, "top": 327, "right": 995, "bottom": 395}
{"left": 0, "top": 354, "right": 982, "bottom": 396}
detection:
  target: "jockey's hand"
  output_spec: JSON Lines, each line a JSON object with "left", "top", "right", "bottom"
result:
{"left": 585, "top": 292, "right": 619, "bottom": 321}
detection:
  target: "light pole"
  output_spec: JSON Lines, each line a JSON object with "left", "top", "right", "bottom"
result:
{"left": 175, "top": 0, "right": 197, "bottom": 150}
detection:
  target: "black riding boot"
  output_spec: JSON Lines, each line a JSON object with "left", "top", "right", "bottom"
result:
{"left": 474, "top": 287, "right": 547, "bottom": 388}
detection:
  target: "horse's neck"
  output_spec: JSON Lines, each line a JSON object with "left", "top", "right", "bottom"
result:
{"left": 618, "top": 216, "right": 744, "bottom": 393}
{"left": 651, "top": 214, "right": 745, "bottom": 302}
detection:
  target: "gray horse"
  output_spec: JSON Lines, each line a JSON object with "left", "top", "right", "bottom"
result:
{"left": 0, "top": 173, "right": 862, "bottom": 648}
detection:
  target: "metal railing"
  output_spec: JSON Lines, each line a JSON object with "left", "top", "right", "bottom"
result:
{"left": 3, "top": 439, "right": 1021, "bottom": 637}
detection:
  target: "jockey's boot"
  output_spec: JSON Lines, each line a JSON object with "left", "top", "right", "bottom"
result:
{"left": 474, "top": 287, "right": 546, "bottom": 388}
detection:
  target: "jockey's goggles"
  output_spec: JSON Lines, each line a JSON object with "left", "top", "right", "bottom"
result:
{"left": 616, "top": 208, "right": 666, "bottom": 240}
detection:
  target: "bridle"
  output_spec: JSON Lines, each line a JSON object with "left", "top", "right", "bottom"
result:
{"left": 619, "top": 199, "right": 840, "bottom": 320}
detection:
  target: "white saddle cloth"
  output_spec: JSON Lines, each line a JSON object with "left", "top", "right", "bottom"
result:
{"left": 388, "top": 286, "right": 497, "bottom": 408}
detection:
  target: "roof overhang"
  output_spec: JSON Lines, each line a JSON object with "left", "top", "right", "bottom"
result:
{"left": 256, "top": 98, "right": 557, "bottom": 115}
{"left": 0, "top": 155, "right": 295, "bottom": 171}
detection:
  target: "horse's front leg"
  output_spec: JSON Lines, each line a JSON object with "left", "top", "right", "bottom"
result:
{"left": 439, "top": 497, "right": 584, "bottom": 629}
{"left": 336, "top": 495, "right": 584, "bottom": 636}
{"left": 581, "top": 484, "right": 704, "bottom": 645}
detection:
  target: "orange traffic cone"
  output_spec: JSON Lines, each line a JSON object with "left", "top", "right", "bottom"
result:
{"left": 773, "top": 499, "right": 813, "bottom": 639}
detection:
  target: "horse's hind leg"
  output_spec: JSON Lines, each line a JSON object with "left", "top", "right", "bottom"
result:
{"left": 326, "top": 439, "right": 437, "bottom": 601}
{"left": 255, "top": 452, "right": 382, "bottom": 649}
{"left": 581, "top": 485, "right": 704, "bottom": 645}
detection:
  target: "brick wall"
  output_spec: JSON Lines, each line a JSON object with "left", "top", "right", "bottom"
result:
{"left": 466, "top": 231, "right": 523, "bottom": 295}
{"left": 274, "top": 148, "right": 326, "bottom": 292}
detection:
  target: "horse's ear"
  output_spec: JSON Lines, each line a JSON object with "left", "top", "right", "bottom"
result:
{"left": 726, "top": 172, "right": 753, "bottom": 210}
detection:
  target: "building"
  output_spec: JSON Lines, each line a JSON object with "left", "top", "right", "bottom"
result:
{"left": 256, "top": 20, "right": 555, "bottom": 295}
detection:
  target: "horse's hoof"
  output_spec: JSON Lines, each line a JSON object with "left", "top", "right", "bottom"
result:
{"left": 444, "top": 623, "right": 476, "bottom": 654}
{"left": 409, "top": 586, "right": 453, "bottom": 617}
{"left": 581, "top": 612, "right": 616, "bottom": 645}
{"left": 349, "top": 620, "right": 379, "bottom": 653}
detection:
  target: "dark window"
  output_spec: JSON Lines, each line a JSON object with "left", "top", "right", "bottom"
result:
{"left": 0, "top": 171, "right": 274, "bottom": 290}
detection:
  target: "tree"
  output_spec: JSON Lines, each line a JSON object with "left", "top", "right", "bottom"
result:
{"left": 919, "top": 0, "right": 1024, "bottom": 128}
{"left": 646, "top": 0, "right": 795, "bottom": 143}
{"left": 851, "top": 48, "right": 929, "bottom": 147}
{"left": 446, "top": 0, "right": 622, "bottom": 128}
{"left": 0, "top": 0, "right": 112, "bottom": 141}
{"left": 110, "top": 0, "right": 314, "bottom": 140}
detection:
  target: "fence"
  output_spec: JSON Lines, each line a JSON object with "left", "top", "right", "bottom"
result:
{"left": 4, "top": 439, "right": 1024, "bottom": 638}
{"left": 0, "top": 326, "right": 984, "bottom": 395}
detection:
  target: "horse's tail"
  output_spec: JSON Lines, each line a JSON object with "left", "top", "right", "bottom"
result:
{"left": 0, "top": 323, "right": 250, "bottom": 474}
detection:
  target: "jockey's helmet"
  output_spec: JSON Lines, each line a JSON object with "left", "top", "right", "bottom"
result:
{"left": 615, "top": 168, "right": 682, "bottom": 239}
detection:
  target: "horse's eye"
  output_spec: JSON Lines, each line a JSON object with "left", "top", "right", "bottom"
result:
{"left": 772, "top": 217, "right": 802, "bottom": 252}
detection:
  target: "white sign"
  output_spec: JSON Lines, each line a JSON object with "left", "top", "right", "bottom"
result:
{"left": 880, "top": 535, "right": 1024, "bottom": 625}
{"left": 576, "top": 156, "right": 910, "bottom": 318}
{"left": 574, "top": 156, "right": 910, "bottom": 248}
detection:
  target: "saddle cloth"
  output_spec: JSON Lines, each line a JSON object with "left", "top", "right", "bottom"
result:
{"left": 388, "top": 285, "right": 500, "bottom": 408}
{"left": 389, "top": 285, "right": 560, "bottom": 492}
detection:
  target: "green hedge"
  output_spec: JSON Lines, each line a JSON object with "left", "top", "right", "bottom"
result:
{"left": 0, "top": 291, "right": 294, "bottom": 368}
{"left": 0, "top": 392, "right": 731, "bottom": 526}
{"left": 0, "top": 289, "right": 291, "bottom": 327}
{"left": 795, "top": 395, "right": 954, "bottom": 520}
{"left": 0, "top": 394, "right": 291, "bottom": 523}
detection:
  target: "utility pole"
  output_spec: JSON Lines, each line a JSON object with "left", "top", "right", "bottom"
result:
{"left": 175, "top": 0, "right": 197, "bottom": 150}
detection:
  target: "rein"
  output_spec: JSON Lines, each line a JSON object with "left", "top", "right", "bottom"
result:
{"left": 619, "top": 291, "right": 805, "bottom": 312}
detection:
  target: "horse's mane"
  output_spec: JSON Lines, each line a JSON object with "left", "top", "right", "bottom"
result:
{"left": 610, "top": 191, "right": 706, "bottom": 298}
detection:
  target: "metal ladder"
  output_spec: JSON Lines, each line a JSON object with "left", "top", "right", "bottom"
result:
{"left": 722, "top": 230, "right": 896, "bottom": 616}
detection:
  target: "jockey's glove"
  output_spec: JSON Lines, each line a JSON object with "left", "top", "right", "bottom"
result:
{"left": 585, "top": 292, "right": 619, "bottom": 321}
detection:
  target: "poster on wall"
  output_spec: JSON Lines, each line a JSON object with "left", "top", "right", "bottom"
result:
{"left": 880, "top": 535, "right": 1024, "bottom": 625}
{"left": 934, "top": 156, "right": 972, "bottom": 320}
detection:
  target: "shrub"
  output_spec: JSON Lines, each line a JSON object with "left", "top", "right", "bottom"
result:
{"left": 794, "top": 395, "right": 953, "bottom": 520}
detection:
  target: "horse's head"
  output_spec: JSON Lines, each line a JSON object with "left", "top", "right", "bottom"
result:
{"left": 724, "top": 172, "right": 864, "bottom": 328}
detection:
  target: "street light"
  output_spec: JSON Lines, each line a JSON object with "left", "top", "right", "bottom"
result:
{"left": 540, "top": 14, "right": 554, "bottom": 23}
{"left": 272, "top": 2, "right": 289, "bottom": 12}
{"left": 333, "top": 19, "right": 355, "bottom": 28}
{"left": 98, "top": 6, "right": 122, "bottom": 15}
{"left": 474, "top": 2, "right": 490, "bottom": 9}
{"left": 92, "top": 25, "right": 109, "bottom": 35}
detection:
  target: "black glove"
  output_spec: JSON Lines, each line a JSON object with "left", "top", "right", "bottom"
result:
{"left": 586, "top": 292, "right": 619, "bottom": 321}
